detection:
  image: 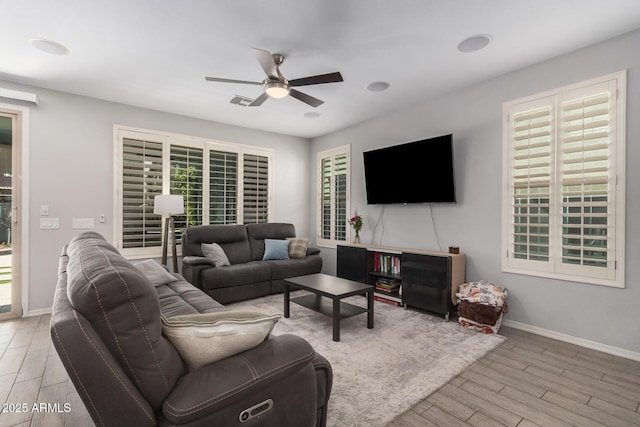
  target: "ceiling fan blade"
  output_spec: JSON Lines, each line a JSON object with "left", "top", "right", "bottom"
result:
{"left": 248, "top": 92, "right": 270, "bottom": 107}
{"left": 289, "top": 72, "right": 343, "bottom": 87}
{"left": 251, "top": 48, "right": 278, "bottom": 80}
{"left": 289, "top": 89, "right": 324, "bottom": 108}
{"left": 205, "top": 77, "right": 262, "bottom": 85}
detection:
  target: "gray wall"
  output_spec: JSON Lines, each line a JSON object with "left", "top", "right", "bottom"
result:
{"left": 310, "top": 29, "right": 640, "bottom": 354}
{"left": 0, "top": 81, "right": 311, "bottom": 314}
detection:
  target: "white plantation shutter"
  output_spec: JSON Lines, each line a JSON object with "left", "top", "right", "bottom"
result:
{"left": 510, "top": 102, "right": 553, "bottom": 266}
{"left": 333, "top": 154, "right": 348, "bottom": 241}
{"left": 121, "top": 137, "right": 163, "bottom": 249}
{"left": 209, "top": 150, "right": 238, "bottom": 224}
{"left": 170, "top": 145, "right": 204, "bottom": 242}
{"left": 242, "top": 153, "right": 270, "bottom": 224}
{"left": 318, "top": 145, "right": 350, "bottom": 245}
{"left": 557, "top": 82, "right": 616, "bottom": 279}
{"left": 503, "top": 72, "right": 625, "bottom": 287}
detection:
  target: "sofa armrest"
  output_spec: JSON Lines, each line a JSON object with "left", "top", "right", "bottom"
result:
{"left": 163, "top": 334, "right": 319, "bottom": 426}
{"left": 181, "top": 257, "right": 215, "bottom": 288}
{"left": 182, "top": 256, "right": 215, "bottom": 266}
{"left": 312, "top": 352, "right": 333, "bottom": 427}
{"left": 307, "top": 246, "right": 321, "bottom": 256}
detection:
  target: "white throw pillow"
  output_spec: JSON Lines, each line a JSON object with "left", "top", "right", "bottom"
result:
{"left": 162, "top": 311, "right": 280, "bottom": 371}
{"left": 201, "top": 242, "right": 231, "bottom": 267}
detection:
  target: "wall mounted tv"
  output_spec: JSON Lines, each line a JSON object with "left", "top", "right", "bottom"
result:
{"left": 363, "top": 134, "right": 456, "bottom": 204}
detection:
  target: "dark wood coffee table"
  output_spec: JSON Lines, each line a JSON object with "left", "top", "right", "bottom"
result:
{"left": 284, "top": 273, "right": 374, "bottom": 342}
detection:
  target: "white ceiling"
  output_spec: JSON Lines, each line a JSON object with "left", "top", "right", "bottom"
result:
{"left": 3, "top": 1, "right": 640, "bottom": 139}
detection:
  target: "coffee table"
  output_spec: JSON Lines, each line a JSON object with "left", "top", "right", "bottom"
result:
{"left": 284, "top": 273, "right": 374, "bottom": 342}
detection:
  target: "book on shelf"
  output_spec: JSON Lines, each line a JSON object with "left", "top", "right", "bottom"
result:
{"left": 373, "top": 252, "right": 401, "bottom": 275}
{"left": 374, "top": 294, "right": 402, "bottom": 307}
{"left": 375, "top": 278, "right": 400, "bottom": 294}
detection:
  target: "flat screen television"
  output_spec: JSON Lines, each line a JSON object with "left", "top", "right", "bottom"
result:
{"left": 363, "top": 134, "right": 456, "bottom": 204}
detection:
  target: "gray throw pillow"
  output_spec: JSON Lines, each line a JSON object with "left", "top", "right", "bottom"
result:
{"left": 201, "top": 243, "right": 230, "bottom": 267}
{"left": 133, "top": 259, "right": 176, "bottom": 287}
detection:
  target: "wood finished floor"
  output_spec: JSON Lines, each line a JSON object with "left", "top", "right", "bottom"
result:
{"left": 0, "top": 315, "right": 638, "bottom": 427}
{"left": 388, "top": 327, "right": 640, "bottom": 427}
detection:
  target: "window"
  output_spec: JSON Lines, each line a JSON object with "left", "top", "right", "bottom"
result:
{"left": 115, "top": 127, "right": 272, "bottom": 257}
{"left": 502, "top": 71, "right": 626, "bottom": 287}
{"left": 317, "top": 145, "right": 350, "bottom": 247}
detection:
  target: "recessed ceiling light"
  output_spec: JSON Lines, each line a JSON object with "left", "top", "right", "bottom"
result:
{"left": 366, "top": 81, "right": 390, "bottom": 92}
{"left": 29, "top": 38, "right": 70, "bottom": 55}
{"left": 457, "top": 34, "right": 492, "bottom": 53}
{"left": 304, "top": 112, "right": 321, "bottom": 119}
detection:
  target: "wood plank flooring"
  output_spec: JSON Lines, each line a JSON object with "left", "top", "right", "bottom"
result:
{"left": 389, "top": 327, "right": 640, "bottom": 427}
{"left": 1, "top": 314, "right": 639, "bottom": 426}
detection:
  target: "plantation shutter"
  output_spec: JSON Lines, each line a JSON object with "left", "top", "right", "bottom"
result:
{"left": 243, "top": 153, "right": 269, "bottom": 224}
{"left": 509, "top": 102, "right": 553, "bottom": 269}
{"left": 121, "top": 137, "right": 163, "bottom": 249}
{"left": 504, "top": 72, "right": 623, "bottom": 286}
{"left": 320, "top": 157, "right": 332, "bottom": 240}
{"left": 209, "top": 150, "right": 238, "bottom": 224}
{"left": 170, "top": 145, "right": 204, "bottom": 242}
{"left": 319, "top": 149, "right": 349, "bottom": 242}
{"left": 333, "top": 154, "right": 348, "bottom": 241}
{"left": 557, "top": 82, "right": 616, "bottom": 279}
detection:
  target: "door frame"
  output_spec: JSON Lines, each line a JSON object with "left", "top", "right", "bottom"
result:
{"left": 0, "top": 103, "right": 30, "bottom": 319}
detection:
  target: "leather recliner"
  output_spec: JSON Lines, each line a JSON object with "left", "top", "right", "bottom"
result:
{"left": 50, "top": 232, "right": 332, "bottom": 426}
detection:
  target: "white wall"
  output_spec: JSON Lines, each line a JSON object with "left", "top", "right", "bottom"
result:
{"left": 0, "top": 81, "right": 311, "bottom": 314}
{"left": 310, "top": 29, "right": 640, "bottom": 355}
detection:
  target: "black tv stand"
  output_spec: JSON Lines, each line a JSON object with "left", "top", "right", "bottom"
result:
{"left": 336, "top": 244, "right": 465, "bottom": 319}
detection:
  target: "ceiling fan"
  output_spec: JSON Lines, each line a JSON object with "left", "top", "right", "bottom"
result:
{"left": 205, "top": 48, "right": 343, "bottom": 108}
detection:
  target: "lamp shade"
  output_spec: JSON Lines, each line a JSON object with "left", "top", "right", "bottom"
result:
{"left": 154, "top": 194, "right": 184, "bottom": 215}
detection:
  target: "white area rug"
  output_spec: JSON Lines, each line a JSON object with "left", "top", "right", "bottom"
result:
{"left": 230, "top": 292, "right": 505, "bottom": 427}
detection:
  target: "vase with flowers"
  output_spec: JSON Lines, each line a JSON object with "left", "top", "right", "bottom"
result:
{"left": 348, "top": 209, "right": 363, "bottom": 244}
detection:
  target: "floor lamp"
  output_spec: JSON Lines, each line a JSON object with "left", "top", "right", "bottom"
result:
{"left": 154, "top": 194, "right": 184, "bottom": 272}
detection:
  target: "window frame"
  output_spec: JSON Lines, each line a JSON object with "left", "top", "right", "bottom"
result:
{"left": 114, "top": 126, "right": 273, "bottom": 258}
{"left": 316, "top": 144, "right": 351, "bottom": 248}
{"left": 501, "top": 71, "right": 626, "bottom": 288}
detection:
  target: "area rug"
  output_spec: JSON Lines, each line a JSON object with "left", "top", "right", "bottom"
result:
{"left": 229, "top": 292, "right": 505, "bottom": 427}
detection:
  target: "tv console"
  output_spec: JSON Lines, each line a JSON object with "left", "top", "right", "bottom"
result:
{"left": 336, "top": 243, "right": 465, "bottom": 320}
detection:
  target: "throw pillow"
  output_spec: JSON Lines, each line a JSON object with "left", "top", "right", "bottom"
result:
{"left": 133, "top": 259, "right": 176, "bottom": 287}
{"left": 262, "top": 239, "right": 290, "bottom": 260}
{"left": 161, "top": 311, "right": 280, "bottom": 371}
{"left": 201, "top": 242, "right": 231, "bottom": 267}
{"left": 287, "top": 237, "right": 311, "bottom": 259}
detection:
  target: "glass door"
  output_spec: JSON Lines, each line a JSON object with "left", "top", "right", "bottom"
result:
{"left": 0, "top": 111, "right": 21, "bottom": 319}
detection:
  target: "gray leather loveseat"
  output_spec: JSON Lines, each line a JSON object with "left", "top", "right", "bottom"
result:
{"left": 181, "top": 223, "right": 322, "bottom": 304}
{"left": 51, "top": 232, "right": 332, "bottom": 426}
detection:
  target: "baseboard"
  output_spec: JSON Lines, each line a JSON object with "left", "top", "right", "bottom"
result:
{"left": 25, "top": 308, "right": 52, "bottom": 317}
{"left": 502, "top": 319, "right": 640, "bottom": 362}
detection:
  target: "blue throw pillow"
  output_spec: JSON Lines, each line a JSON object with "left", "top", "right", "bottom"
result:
{"left": 263, "top": 239, "right": 290, "bottom": 260}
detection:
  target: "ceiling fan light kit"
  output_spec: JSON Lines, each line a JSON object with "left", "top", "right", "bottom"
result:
{"left": 265, "top": 81, "right": 290, "bottom": 98}
{"left": 205, "top": 47, "right": 343, "bottom": 108}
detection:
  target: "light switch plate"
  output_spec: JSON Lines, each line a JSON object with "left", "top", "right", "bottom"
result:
{"left": 40, "top": 218, "right": 59, "bottom": 229}
{"left": 72, "top": 218, "right": 95, "bottom": 229}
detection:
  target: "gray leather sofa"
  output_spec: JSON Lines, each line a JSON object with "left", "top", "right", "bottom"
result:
{"left": 50, "top": 232, "right": 332, "bottom": 427}
{"left": 181, "top": 223, "right": 322, "bottom": 304}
